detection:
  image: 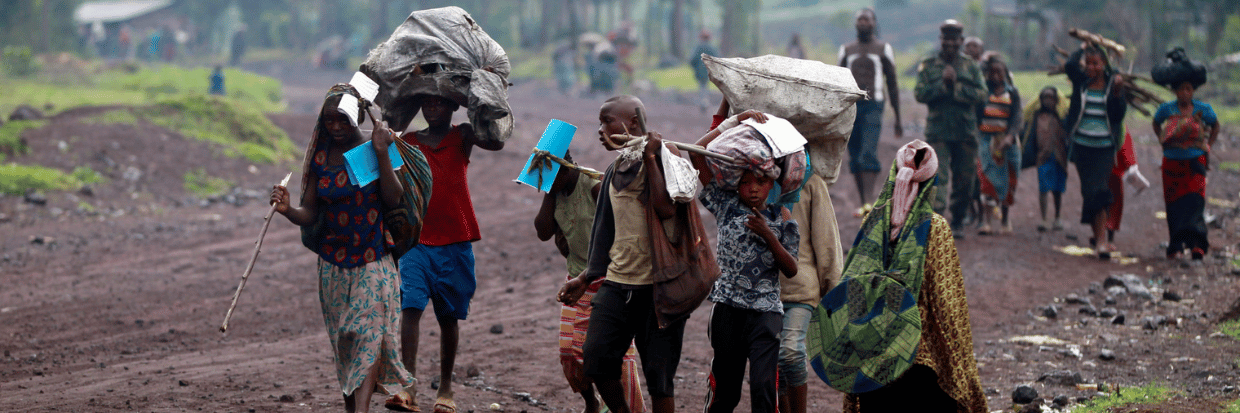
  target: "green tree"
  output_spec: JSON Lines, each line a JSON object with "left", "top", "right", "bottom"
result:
{"left": 0, "top": 0, "right": 81, "bottom": 54}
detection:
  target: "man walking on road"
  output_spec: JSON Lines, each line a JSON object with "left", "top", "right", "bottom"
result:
{"left": 914, "top": 20, "right": 988, "bottom": 237}
{"left": 839, "top": 8, "right": 903, "bottom": 213}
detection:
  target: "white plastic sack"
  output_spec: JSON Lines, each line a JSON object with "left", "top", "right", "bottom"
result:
{"left": 662, "top": 144, "right": 702, "bottom": 203}
{"left": 361, "top": 6, "right": 512, "bottom": 144}
{"left": 703, "top": 54, "right": 866, "bottom": 184}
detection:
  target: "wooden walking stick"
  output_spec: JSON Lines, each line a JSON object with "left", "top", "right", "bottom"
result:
{"left": 220, "top": 172, "right": 292, "bottom": 333}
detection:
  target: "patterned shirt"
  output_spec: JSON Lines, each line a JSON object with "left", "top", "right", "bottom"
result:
{"left": 699, "top": 182, "right": 799, "bottom": 313}
{"left": 311, "top": 150, "right": 391, "bottom": 267}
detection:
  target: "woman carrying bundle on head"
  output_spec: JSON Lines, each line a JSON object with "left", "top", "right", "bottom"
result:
{"left": 1152, "top": 47, "right": 1219, "bottom": 260}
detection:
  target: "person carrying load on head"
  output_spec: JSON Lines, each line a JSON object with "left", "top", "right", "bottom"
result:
{"left": 1152, "top": 47, "right": 1218, "bottom": 261}
{"left": 359, "top": 8, "right": 514, "bottom": 412}
{"left": 807, "top": 140, "right": 987, "bottom": 413}
{"left": 690, "top": 106, "right": 804, "bottom": 413}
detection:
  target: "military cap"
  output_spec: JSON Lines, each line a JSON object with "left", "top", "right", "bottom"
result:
{"left": 940, "top": 20, "right": 963, "bottom": 37}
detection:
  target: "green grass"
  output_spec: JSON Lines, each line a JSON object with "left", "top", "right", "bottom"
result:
{"left": 1217, "top": 319, "right": 1240, "bottom": 342}
{"left": 1071, "top": 383, "right": 1174, "bottom": 413}
{"left": 84, "top": 108, "right": 140, "bottom": 125}
{"left": 183, "top": 168, "right": 233, "bottom": 198}
{"left": 139, "top": 94, "right": 297, "bottom": 164}
{"left": 0, "top": 64, "right": 284, "bottom": 116}
{"left": 0, "top": 163, "right": 85, "bottom": 195}
{"left": 1225, "top": 398, "right": 1240, "bottom": 413}
{"left": 645, "top": 66, "right": 708, "bottom": 92}
{"left": 70, "top": 166, "right": 104, "bottom": 185}
{"left": 0, "top": 119, "right": 47, "bottom": 156}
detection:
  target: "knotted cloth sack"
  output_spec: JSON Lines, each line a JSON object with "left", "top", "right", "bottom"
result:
{"left": 703, "top": 54, "right": 866, "bottom": 184}
{"left": 361, "top": 6, "right": 513, "bottom": 145}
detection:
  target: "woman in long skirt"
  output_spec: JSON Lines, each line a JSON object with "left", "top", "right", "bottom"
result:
{"left": 270, "top": 84, "right": 413, "bottom": 412}
{"left": 1152, "top": 48, "right": 1218, "bottom": 260}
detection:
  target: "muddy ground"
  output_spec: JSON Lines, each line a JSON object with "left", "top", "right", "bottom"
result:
{"left": 3, "top": 61, "right": 1240, "bottom": 412}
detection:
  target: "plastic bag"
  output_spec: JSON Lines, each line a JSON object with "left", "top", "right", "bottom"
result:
{"left": 661, "top": 144, "right": 701, "bottom": 203}
{"left": 703, "top": 54, "right": 866, "bottom": 184}
{"left": 361, "top": 6, "right": 513, "bottom": 144}
{"left": 1151, "top": 47, "right": 1207, "bottom": 89}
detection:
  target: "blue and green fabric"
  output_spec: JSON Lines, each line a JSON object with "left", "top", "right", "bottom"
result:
{"left": 806, "top": 161, "right": 935, "bottom": 393}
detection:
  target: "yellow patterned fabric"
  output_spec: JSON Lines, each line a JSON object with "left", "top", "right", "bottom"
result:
{"left": 843, "top": 215, "right": 987, "bottom": 413}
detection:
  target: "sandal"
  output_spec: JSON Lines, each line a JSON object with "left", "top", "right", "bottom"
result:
{"left": 385, "top": 387, "right": 419, "bottom": 412}
{"left": 433, "top": 394, "right": 457, "bottom": 413}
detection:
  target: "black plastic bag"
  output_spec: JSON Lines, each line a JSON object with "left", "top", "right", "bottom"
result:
{"left": 1151, "top": 47, "right": 1207, "bottom": 90}
{"left": 361, "top": 6, "right": 513, "bottom": 144}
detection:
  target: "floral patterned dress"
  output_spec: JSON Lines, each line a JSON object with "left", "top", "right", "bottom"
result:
{"left": 311, "top": 150, "right": 411, "bottom": 396}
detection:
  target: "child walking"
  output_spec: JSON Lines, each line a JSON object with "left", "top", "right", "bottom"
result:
{"left": 387, "top": 94, "right": 504, "bottom": 413}
{"left": 534, "top": 151, "right": 647, "bottom": 413}
{"left": 975, "top": 56, "right": 1022, "bottom": 235}
{"left": 1024, "top": 86, "right": 1069, "bottom": 231}
{"left": 558, "top": 95, "right": 684, "bottom": 413}
{"left": 690, "top": 111, "right": 800, "bottom": 413}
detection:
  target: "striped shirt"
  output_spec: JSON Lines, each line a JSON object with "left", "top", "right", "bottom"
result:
{"left": 1074, "top": 88, "right": 1112, "bottom": 147}
{"left": 979, "top": 91, "right": 1013, "bottom": 135}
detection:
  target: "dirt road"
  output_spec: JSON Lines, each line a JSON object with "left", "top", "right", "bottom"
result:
{"left": 3, "top": 63, "right": 1240, "bottom": 412}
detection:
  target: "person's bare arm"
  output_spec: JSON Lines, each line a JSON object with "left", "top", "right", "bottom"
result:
{"left": 1153, "top": 120, "right": 1165, "bottom": 144}
{"left": 371, "top": 122, "right": 404, "bottom": 209}
{"left": 462, "top": 122, "right": 505, "bottom": 152}
{"left": 881, "top": 43, "right": 903, "bottom": 137}
{"left": 690, "top": 109, "right": 769, "bottom": 186}
{"left": 747, "top": 207, "right": 798, "bottom": 277}
{"left": 534, "top": 191, "right": 559, "bottom": 242}
{"left": 271, "top": 176, "right": 319, "bottom": 227}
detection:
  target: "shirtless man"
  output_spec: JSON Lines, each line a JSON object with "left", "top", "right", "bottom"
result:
{"left": 839, "top": 8, "right": 902, "bottom": 211}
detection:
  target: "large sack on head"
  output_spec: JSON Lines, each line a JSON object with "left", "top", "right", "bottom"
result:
{"left": 1151, "top": 47, "right": 1207, "bottom": 90}
{"left": 704, "top": 54, "right": 866, "bottom": 184}
{"left": 361, "top": 6, "right": 512, "bottom": 144}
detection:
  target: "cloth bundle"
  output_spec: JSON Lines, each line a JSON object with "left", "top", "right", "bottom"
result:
{"left": 705, "top": 123, "right": 805, "bottom": 199}
{"left": 703, "top": 54, "right": 865, "bottom": 184}
{"left": 360, "top": 6, "right": 513, "bottom": 145}
{"left": 1152, "top": 47, "right": 1207, "bottom": 90}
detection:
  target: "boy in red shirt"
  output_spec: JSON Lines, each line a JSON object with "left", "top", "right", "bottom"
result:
{"left": 386, "top": 95, "right": 503, "bottom": 413}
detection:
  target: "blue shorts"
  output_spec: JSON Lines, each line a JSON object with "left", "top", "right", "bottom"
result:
{"left": 398, "top": 242, "right": 476, "bottom": 320}
{"left": 1038, "top": 160, "right": 1067, "bottom": 194}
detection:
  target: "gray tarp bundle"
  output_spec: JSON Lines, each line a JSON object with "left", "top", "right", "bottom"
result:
{"left": 704, "top": 54, "right": 866, "bottom": 184}
{"left": 361, "top": 6, "right": 513, "bottom": 144}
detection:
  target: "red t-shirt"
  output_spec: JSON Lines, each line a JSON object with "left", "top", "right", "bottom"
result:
{"left": 403, "top": 125, "right": 481, "bottom": 246}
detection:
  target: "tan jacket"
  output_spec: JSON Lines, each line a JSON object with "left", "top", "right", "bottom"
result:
{"left": 782, "top": 174, "right": 843, "bottom": 306}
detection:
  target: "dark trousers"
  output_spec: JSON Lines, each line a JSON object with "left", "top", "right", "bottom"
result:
{"left": 857, "top": 365, "right": 959, "bottom": 412}
{"left": 705, "top": 303, "right": 782, "bottom": 413}
{"left": 582, "top": 282, "right": 687, "bottom": 398}
{"left": 930, "top": 139, "right": 979, "bottom": 227}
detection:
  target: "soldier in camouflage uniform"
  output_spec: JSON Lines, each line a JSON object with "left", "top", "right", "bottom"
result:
{"left": 914, "top": 20, "right": 988, "bottom": 236}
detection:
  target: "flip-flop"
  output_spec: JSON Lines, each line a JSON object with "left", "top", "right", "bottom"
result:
{"left": 433, "top": 395, "right": 457, "bottom": 413}
{"left": 385, "top": 389, "right": 419, "bottom": 412}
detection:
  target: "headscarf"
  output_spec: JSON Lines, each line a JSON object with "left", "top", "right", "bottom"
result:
{"left": 889, "top": 140, "right": 938, "bottom": 240}
{"left": 299, "top": 84, "right": 365, "bottom": 206}
{"left": 704, "top": 124, "right": 781, "bottom": 191}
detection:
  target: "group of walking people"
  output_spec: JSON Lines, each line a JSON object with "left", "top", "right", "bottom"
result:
{"left": 264, "top": 6, "right": 1221, "bottom": 413}
{"left": 843, "top": 10, "right": 1219, "bottom": 261}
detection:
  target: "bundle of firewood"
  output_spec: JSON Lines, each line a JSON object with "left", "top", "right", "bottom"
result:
{"left": 1046, "top": 29, "right": 1164, "bottom": 116}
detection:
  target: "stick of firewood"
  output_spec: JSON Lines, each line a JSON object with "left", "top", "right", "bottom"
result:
{"left": 1069, "top": 28, "right": 1126, "bottom": 59}
{"left": 220, "top": 172, "right": 292, "bottom": 333}
{"left": 612, "top": 133, "right": 737, "bottom": 162}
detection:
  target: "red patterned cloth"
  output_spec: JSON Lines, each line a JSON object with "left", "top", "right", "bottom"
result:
{"left": 1105, "top": 130, "right": 1137, "bottom": 231}
{"left": 558, "top": 274, "right": 645, "bottom": 412}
